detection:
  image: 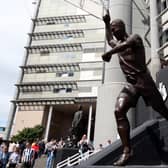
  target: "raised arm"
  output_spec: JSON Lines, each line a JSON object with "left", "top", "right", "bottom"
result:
{"left": 102, "top": 36, "right": 135, "bottom": 62}
{"left": 107, "top": 41, "right": 130, "bottom": 55}
{"left": 103, "top": 10, "right": 117, "bottom": 48}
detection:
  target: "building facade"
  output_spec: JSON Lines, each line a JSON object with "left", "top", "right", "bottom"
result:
{"left": 6, "top": 0, "right": 168, "bottom": 147}
{"left": 7, "top": 0, "right": 105, "bottom": 141}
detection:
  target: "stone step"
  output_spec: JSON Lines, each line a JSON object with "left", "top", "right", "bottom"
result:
{"left": 78, "top": 165, "right": 168, "bottom": 168}
{"left": 34, "top": 156, "right": 47, "bottom": 168}
{"left": 74, "top": 120, "right": 168, "bottom": 168}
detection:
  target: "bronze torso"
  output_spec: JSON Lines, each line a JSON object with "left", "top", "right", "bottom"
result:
{"left": 118, "top": 34, "right": 147, "bottom": 84}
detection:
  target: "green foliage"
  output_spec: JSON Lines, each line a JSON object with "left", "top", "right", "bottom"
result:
{"left": 11, "top": 125, "right": 44, "bottom": 142}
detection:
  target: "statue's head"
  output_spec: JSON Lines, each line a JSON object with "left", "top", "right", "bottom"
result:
{"left": 110, "top": 19, "right": 126, "bottom": 40}
{"left": 78, "top": 104, "right": 82, "bottom": 111}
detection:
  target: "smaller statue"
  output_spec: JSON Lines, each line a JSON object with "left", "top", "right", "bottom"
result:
{"left": 70, "top": 105, "right": 87, "bottom": 146}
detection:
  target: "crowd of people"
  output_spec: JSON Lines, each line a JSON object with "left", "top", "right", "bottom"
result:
{"left": 0, "top": 137, "right": 71, "bottom": 168}
{"left": 0, "top": 135, "right": 112, "bottom": 168}
{"left": 0, "top": 140, "right": 45, "bottom": 168}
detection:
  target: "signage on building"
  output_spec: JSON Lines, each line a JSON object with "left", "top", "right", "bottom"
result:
{"left": 156, "top": 67, "right": 168, "bottom": 107}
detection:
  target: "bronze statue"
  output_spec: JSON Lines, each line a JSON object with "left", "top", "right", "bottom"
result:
{"left": 102, "top": 10, "right": 168, "bottom": 166}
{"left": 70, "top": 105, "right": 87, "bottom": 145}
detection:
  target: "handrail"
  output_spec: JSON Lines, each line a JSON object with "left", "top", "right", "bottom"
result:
{"left": 56, "top": 150, "right": 96, "bottom": 168}
{"left": 57, "top": 153, "right": 79, "bottom": 167}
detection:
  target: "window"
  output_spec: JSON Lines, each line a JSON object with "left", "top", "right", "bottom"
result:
{"left": 161, "top": 0, "right": 168, "bottom": 10}
{"left": 61, "top": 73, "right": 69, "bottom": 77}
{"left": 66, "top": 88, "right": 72, "bottom": 92}
{"left": 46, "top": 21, "right": 55, "bottom": 25}
{"left": 36, "top": 69, "right": 47, "bottom": 73}
{"left": 161, "top": 29, "right": 168, "bottom": 44}
{"left": 56, "top": 71, "right": 74, "bottom": 77}
{"left": 53, "top": 87, "right": 73, "bottom": 93}
{"left": 53, "top": 88, "right": 59, "bottom": 93}
{"left": 59, "top": 88, "right": 66, "bottom": 93}
{"left": 68, "top": 71, "right": 74, "bottom": 77}
{"left": 0, "top": 127, "right": 5, "bottom": 132}
{"left": 56, "top": 72, "right": 62, "bottom": 77}
{"left": 40, "top": 50, "right": 50, "bottom": 56}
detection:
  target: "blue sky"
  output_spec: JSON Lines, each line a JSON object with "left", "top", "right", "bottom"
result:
{"left": 0, "top": 0, "right": 36, "bottom": 126}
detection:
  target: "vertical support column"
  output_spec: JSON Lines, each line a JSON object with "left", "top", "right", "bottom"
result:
{"left": 44, "top": 106, "right": 53, "bottom": 141}
{"left": 94, "top": 0, "right": 133, "bottom": 148}
{"left": 150, "top": 0, "right": 161, "bottom": 81}
{"left": 87, "top": 104, "right": 93, "bottom": 142}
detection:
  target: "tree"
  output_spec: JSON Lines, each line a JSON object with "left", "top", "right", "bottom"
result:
{"left": 11, "top": 125, "right": 44, "bottom": 142}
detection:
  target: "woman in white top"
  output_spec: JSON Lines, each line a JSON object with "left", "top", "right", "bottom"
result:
{"left": 8, "top": 147, "right": 20, "bottom": 168}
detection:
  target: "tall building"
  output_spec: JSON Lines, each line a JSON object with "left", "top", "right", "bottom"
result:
{"left": 6, "top": 0, "right": 105, "bottom": 141}
{"left": 6, "top": 0, "right": 168, "bottom": 147}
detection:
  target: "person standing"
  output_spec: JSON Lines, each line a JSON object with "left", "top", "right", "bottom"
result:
{"left": 8, "top": 147, "right": 20, "bottom": 168}
{"left": 46, "top": 140, "right": 57, "bottom": 168}
{"left": 21, "top": 143, "right": 35, "bottom": 168}
{"left": 0, "top": 146, "right": 10, "bottom": 168}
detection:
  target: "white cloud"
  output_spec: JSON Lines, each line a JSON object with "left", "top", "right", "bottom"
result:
{"left": 0, "top": 0, "right": 36, "bottom": 126}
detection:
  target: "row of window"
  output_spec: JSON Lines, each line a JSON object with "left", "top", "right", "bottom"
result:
{"left": 17, "top": 99, "right": 75, "bottom": 107}
{"left": 22, "top": 61, "right": 103, "bottom": 74}
{"left": 27, "top": 46, "right": 104, "bottom": 55}
{"left": 20, "top": 86, "right": 95, "bottom": 94}
{"left": 18, "top": 83, "right": 98, "bottom": 94}
{"left": 23, "top": 64, "right": 80, "bottom": 74}
{"left": 20, "top": 87, "right": 92, "bottom": 93}
{"left": 26, "top": 43, "right": 83, "bottom": 54}
{"left": 20, "top": 87, "right": 73, "bottom": 93}
{"left": 18, "top": 106, "right": 44, "bottom": 111}
{"left": 31, "top": 30, "right": 84, "bottom": 41}
{"left": 19, "top": 83, "right": 77, "bottom": 93}
{"left": 34, "top": 15, "right": 86, "bottom": 26}
{"left": 16, "top": 97, "right": 96, "bottom": 107}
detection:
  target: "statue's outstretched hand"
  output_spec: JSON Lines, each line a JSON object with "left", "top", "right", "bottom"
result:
{"left": 103, "top": 9, "right": 110, "bottom": 24}
{"left": 102, "top": 51, "right": 111, "bottom": 62}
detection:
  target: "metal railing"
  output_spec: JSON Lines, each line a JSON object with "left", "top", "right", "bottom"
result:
{"left": 56, "top": 150, "right": 96, "bottom": 168}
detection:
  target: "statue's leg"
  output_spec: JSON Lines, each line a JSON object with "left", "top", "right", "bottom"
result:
{"left": 115, "top": 94, "right": 132, "bottom": 153}
{"left": 147, "top": 88, "right": 168, "bottom": 120}
{"left": 113, "top": 86, "right": 139, "bottom": 166}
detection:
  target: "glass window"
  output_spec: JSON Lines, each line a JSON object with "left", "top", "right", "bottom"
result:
{"left": 40, "top": 50, "right": 50, "bottom": 56}
{"left": 162, "top": 29, "right": 168, "bottom": 44}
{"left": 68, "top": 71, "right": 74, "bottom": 77}
{"left": 0, "top": 127, "right": 5, "bottom": 132}
{"left": 66, "top": 88, "right": 72, "bottom": 92}
{"left": 56, "top": 72, "right": 62, "bottom": 77}
{"left": 53, "top": 88, "right": 59, "bottom": 93}
{"left": 59, "top": 88, "right": 66, "bottom": 93}
{"left": 161, "top": 0, "right": 167, "bottom": 10}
